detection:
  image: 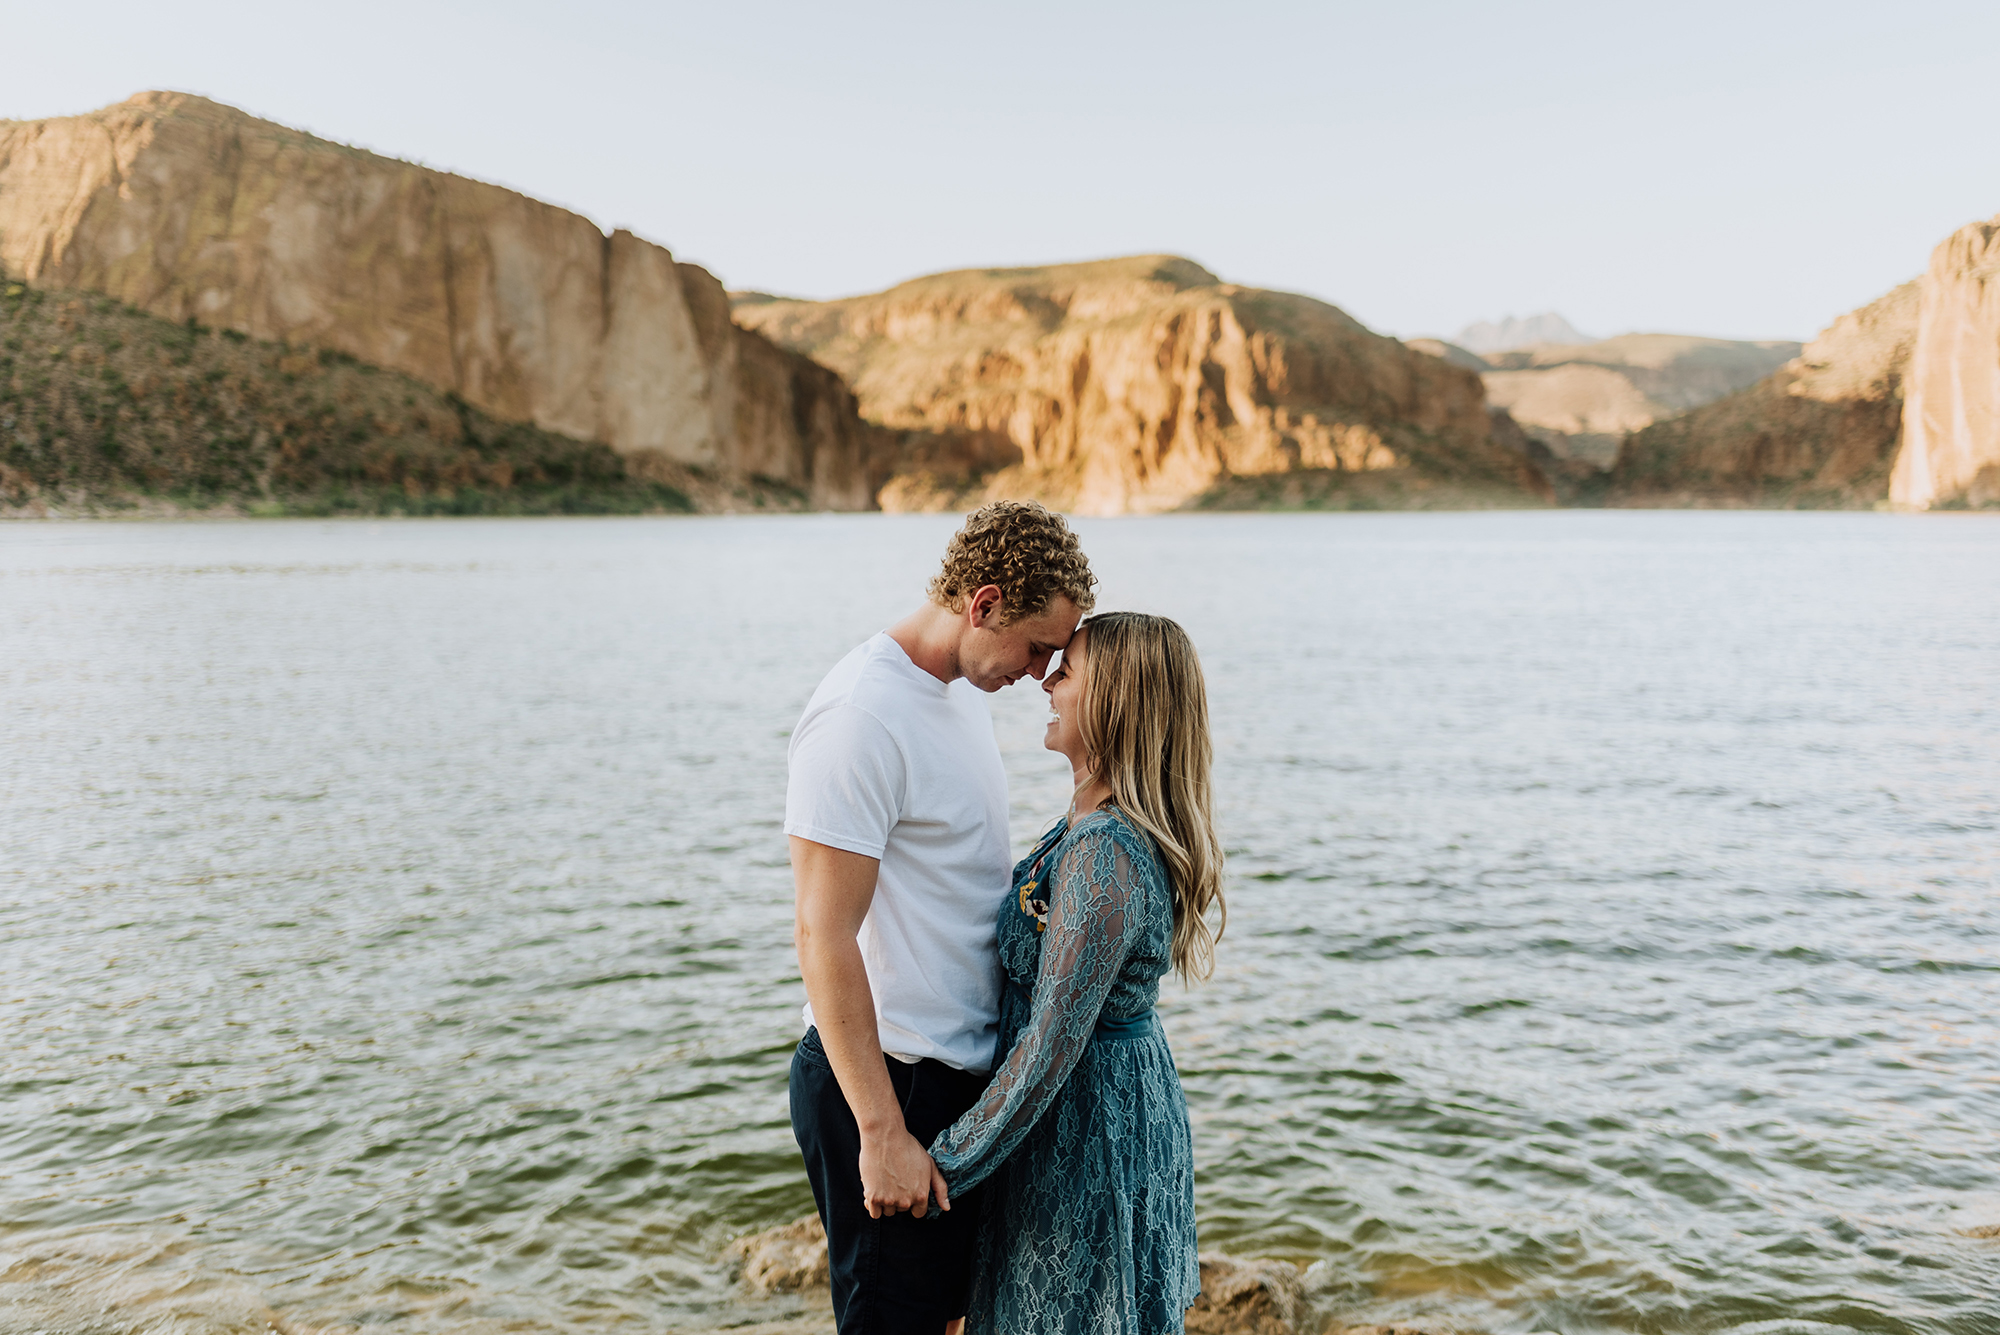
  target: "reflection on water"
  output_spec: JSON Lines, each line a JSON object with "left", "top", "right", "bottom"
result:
{"left": 2, "top": 513, "right": 1998, "bottom": 1335}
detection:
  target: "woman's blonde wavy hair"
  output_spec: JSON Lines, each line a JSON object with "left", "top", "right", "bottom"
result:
{"left": 1074, "top": 611, "right": 1225, "bottom": 981}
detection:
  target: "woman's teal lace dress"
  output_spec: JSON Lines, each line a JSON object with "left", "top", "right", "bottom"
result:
{"left": 930, "top": 807, "right": 1200, "bottom": 1335}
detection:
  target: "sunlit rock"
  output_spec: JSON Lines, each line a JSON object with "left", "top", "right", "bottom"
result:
{"left": 1892, "top": 214, "right": 2000, "bottom": 509}
{"left": 736, "top": 258, "right": 1546, "bottom": 515}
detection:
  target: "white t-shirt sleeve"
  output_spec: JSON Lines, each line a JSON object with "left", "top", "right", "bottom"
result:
{"left": 785, "top": 703, "right": 907, "bottom": 860}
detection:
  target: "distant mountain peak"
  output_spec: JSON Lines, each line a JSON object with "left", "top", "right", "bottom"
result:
{"left": 1456, "top": 313, "right": 1595, "bottom": 354}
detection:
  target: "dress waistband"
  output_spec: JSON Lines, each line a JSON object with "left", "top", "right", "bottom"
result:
{"left": 1092, "top": 1009, "right": 1159, "bottom": 1041}
{"left": 1008, "top": 979, "right": 1157, "bottom": 1042}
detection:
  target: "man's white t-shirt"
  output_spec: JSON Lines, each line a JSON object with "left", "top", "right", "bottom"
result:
{"left": 785, "top": 632, "right": 1010, "bottom": 1073}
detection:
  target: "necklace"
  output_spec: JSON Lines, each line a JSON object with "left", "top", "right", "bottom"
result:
{"left": 1026, "top": 777, "right": 1109, "bottom": 935}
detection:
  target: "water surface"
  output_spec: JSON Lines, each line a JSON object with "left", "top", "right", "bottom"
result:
{"left": 2, "top": 513, "right": 1997, "bottom": 1335}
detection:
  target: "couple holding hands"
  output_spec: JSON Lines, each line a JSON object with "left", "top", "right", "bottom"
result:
{"left": 786, "top": 502, "right": 1223, "bottom": 1335}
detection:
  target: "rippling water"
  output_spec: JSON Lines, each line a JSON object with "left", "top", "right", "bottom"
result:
{"left": 3, "top": 513, "right": 1998, "bottom": 1335}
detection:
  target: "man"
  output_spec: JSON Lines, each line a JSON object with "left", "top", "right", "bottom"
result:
{"left": 786, "top": 501, "right": 1097, "bottom": 1335}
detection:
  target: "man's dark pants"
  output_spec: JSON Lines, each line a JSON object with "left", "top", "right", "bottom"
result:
{"left": 790, "top": 1027, "right": 988, "bottom": 1334}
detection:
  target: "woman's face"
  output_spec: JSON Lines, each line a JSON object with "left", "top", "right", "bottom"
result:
{"left": 1041, "top": 627, "right": 1087, "bottom": 764}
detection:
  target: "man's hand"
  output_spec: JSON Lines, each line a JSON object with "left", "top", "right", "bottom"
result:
{"left": 860, "top": 1126, "right": 948, "bottom": 1219}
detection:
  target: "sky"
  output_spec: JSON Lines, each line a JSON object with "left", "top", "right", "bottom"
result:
{"left": 7, "top": 0, "right": 1999, "bottom": 343}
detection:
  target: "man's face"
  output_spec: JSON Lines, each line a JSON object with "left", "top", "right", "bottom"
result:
{"left": 959, "top": 591, "right": 1082, "bottom": 693}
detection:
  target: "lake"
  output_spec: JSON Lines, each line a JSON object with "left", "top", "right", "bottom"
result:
{"left": 2, "top": 512, "right": 1997, "bottom": 1335}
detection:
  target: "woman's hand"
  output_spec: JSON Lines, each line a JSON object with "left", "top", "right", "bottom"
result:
{"left": 931, "top": 1156, "right": 953, "bottom": 1215}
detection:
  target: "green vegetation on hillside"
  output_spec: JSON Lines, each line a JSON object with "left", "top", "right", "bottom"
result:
{"left": 0, "top": 284, "right": 705, "bottom": 516}
{"left": 1190, "top": 466, "right": 1549, "bottom": 511}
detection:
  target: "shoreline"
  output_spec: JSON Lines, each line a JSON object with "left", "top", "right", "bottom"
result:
{"left": 724, "top": 1216, "right": 1502, "bottom": 1335}
{"left": 10, "top": 499, "right": 1995, "bottom": 522}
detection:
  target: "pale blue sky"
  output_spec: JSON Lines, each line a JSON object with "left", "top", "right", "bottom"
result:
{"left": 8, "top": 0, "right": 1999, "bottom": 343}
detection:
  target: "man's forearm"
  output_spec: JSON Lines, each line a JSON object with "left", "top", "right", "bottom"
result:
{"left": 798, "top": 932, "right": 903, "bottom": 1137}
{"left": 790, "top": 835, "right": 946, "bottom": 1218}
{"left": 803, "top": 937, "right": 946, "bottom": 1217}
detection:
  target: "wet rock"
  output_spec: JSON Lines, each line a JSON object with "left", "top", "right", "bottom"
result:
{"left": 720, "top": 1226, "right": 1498, "bottom": 1335}
{"left": 1300, "top": 1257, "right": 1364, "bottom": 1305}
{"left": 727, "top": 1215, "right": 829, "bottom": 1292}
{"left": 1186, "top": 1254, "right": 1312, "bottom": 1334}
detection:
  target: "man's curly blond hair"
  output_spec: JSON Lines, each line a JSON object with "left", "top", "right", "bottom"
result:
{"left": 928, "top": 501, "right": 1097, "bottom": 624}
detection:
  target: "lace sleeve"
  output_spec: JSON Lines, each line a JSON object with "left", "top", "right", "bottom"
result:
{"left": 929, "top": 821, "right": 1144, "bottom": 1196}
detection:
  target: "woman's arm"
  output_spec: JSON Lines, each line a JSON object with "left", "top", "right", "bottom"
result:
{"left": 929, "top": 821, "right": 1145, "bottom": 1196}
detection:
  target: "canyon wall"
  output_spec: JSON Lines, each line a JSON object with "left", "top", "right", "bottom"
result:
{"left": 1606, "top": 282, "right": 1920, "bottom": 507}
{"left": 1891, "top": 215, "right": 2000, "bottom": 508}
{"left": 0, "top": 92, "right": 886, "bottom": 508}
{"left": 735, "top": 256, "right": 1546, "bottom": 514}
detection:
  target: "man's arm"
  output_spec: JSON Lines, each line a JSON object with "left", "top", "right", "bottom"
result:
{"left": 790, "top": 836, "right": 952, "bottom": 1218}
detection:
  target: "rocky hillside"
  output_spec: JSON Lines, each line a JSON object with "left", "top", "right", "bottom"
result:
{"left": 0, "top": 282, "right": 824, "bottom": 516}
{"left": 1412, "top": 334, "right": 1801, "bottom": 470}
{"left": 1606, "top": 282, "right": 1920, "bottom": 507}
{"left": 734, "top": 257, "right": 1548, "bottom": 514}
{"left": 0, "top": 92, "right": 890, "bottom": 509}
{"left": 1892, "top": 214, "right": 2000, "bottom": 508}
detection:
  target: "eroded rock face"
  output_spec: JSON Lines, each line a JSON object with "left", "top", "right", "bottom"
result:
{"left": 736, "top": 257, "right": 1544, "bottom": 515}
{"left": 1608, "top": 282, "right": 1921, "bottom": 506}
{"left": 0, "top": 92, "right": 887, "bottom": 508}
{"left": 1892, "top": 215, "right": 2000, "bottom": 509}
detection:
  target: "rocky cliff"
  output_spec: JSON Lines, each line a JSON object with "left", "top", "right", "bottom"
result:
{"left": 735, "top": 257, "right": 1547, "bottom": 514}
{"left": 1606, "top": 282, "right": 1920, "bottom": 506}
{"left": 0, "top": 92, "right": 888, "bottom": 508}
{"left": 1891, "top": 214, "right": 2000, "bottom": 508}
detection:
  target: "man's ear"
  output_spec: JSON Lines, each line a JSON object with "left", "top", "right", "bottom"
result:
{"left": 966, "top": 584, "right": 1005, "bottom": 629}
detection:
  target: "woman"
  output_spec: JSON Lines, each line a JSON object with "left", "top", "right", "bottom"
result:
{"left": 930, "top": 611, "right": 1226, "bottom": 1335}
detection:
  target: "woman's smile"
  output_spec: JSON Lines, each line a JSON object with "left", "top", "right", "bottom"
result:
{"left": 1040, "top": 630, "right": 1088, "bottom": 764}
